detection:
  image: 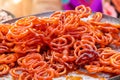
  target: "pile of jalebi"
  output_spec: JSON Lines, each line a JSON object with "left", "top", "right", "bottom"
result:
{"left": 0, "top": 5, "right": 120, "bottom": 80}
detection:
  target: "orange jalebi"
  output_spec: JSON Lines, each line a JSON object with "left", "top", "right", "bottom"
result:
{"left": 0, "top": 5, "right": 120, "bottom": 80}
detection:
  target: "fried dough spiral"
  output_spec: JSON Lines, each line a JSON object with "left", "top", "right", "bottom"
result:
{"left": 0, "top": 5, "right": 120, "bottom": 79}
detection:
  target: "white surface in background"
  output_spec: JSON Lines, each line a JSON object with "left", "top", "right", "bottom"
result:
{"left": 0, "top": 72, "right": 108, "bottom": 80}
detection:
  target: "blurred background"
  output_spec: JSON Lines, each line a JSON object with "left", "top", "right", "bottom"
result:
{"left": 0, "top": 0, "right": 120, "bottom": 20}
